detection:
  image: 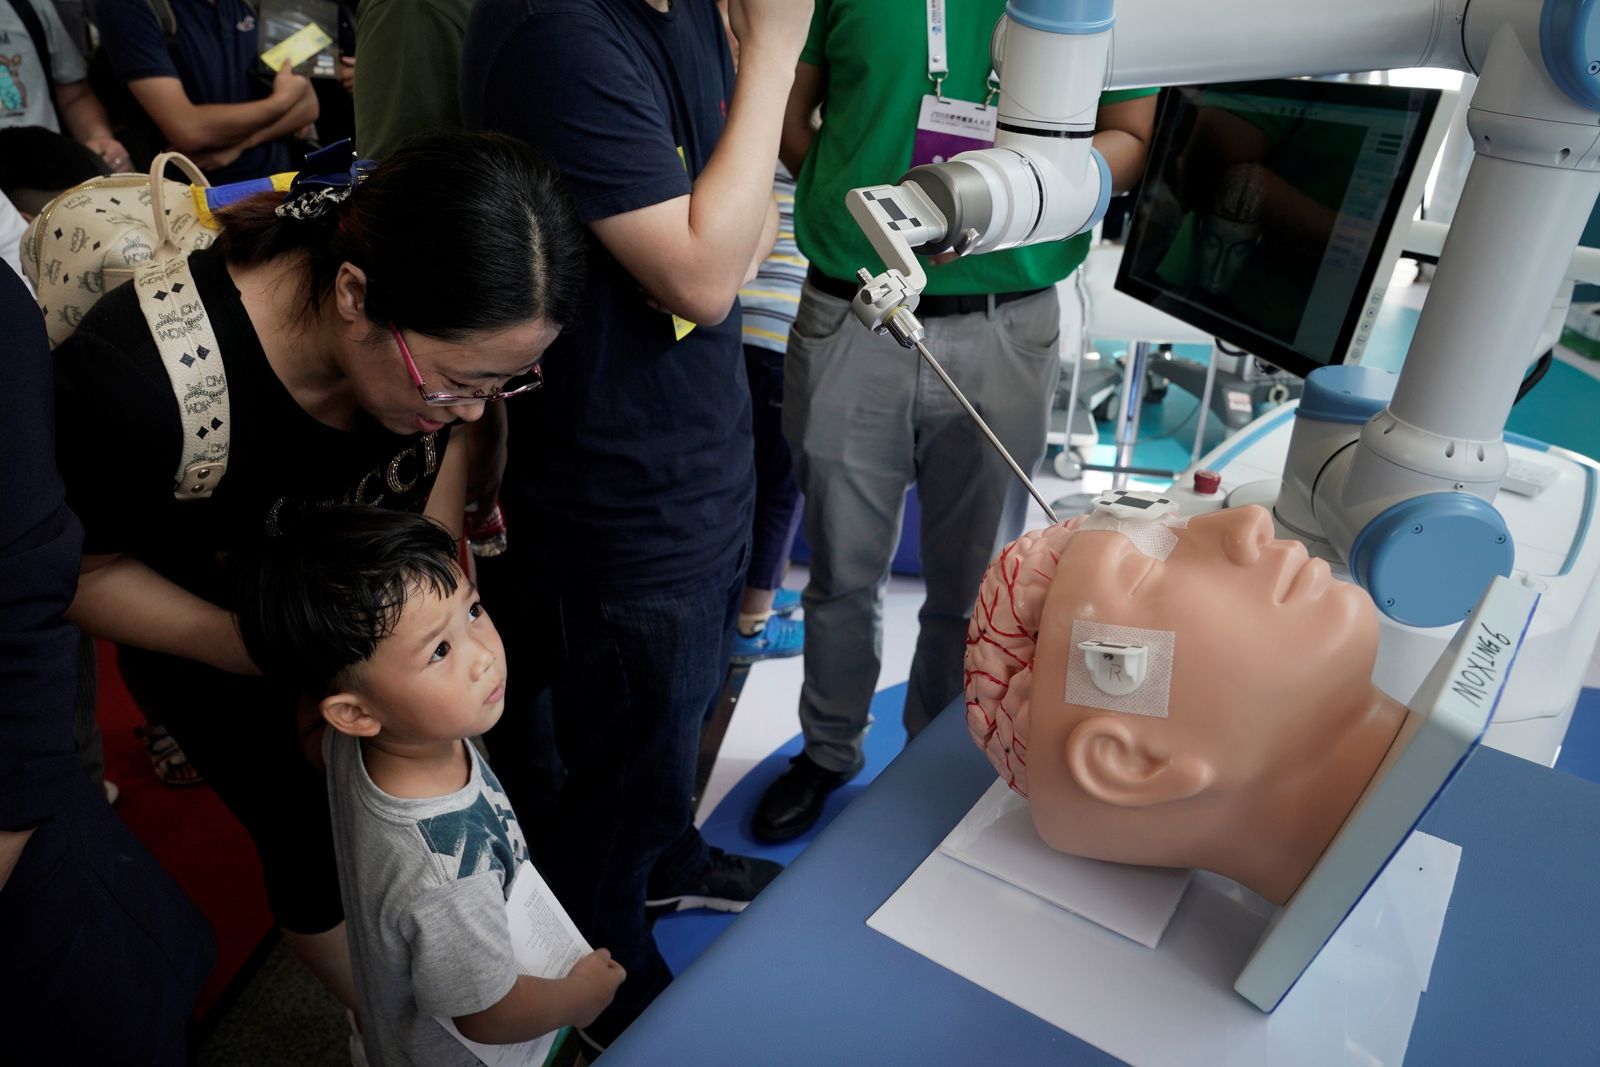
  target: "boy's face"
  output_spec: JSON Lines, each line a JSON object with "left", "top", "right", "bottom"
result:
{"left": 343, "top": 574, "right": 508, "bottom": 744}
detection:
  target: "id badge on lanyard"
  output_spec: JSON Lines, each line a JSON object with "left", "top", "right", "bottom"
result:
{"left": 910, "top": 0, "right": 998, "bottom": 168}
{"left": 911, "top": 96, "right": 998, "bottom": 167}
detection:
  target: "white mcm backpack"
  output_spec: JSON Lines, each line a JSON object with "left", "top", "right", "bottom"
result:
{"left": 22, "top": 152, "right": 231, "bottom": 500}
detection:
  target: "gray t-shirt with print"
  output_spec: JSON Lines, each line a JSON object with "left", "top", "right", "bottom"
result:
{"left": 327, "top": 730, "right": 530, "bottom": 1067}
{"left": 0, "top": 0, "right": 87, "bottom": 132}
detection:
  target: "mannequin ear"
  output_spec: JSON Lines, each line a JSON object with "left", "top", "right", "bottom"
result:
{"left": 1065, "top": 714, "right": 1213, "bottom": 807}
{"left": 321, "top": 691, "right": 381, "bottom": 739}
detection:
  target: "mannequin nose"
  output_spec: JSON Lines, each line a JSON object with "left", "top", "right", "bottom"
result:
{"left": 1216, "top": 505, "right": 1275, "bottom": 565}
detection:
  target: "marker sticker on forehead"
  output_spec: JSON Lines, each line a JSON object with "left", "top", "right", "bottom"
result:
{"left": 1066, "top": 619, "right": 1176, "bottom": 718}
{"left": 1078, "top": 488, "right": 1189, "bottom": 561}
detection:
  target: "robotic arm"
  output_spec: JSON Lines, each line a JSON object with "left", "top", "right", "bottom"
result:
{"left": 850, "top": 0, "right": 1600, "bottom": 628}
{"left": 847, "top": 1, "right": 1117, "bottom": 340}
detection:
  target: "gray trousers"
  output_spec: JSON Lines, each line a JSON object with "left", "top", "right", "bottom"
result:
{"left": 785, "top": 280, "right": 1067, "bottom": 774}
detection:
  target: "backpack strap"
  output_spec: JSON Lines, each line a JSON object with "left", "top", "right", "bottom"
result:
{"left": 134, "top": 254, "right": 230, "bottom": 500}
{"left": 135, "top": 255, "right": 230, "bottom": 499}
{"left": 3, "top": 0, "right": 60, "bottom": 126}
{"left": 134, "top": 152, "right": 229, "bottom": 501}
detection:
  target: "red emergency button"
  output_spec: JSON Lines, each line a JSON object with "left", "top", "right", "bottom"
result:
{"left": 1193, "top": 469, "right": 1222, "bottom": 495}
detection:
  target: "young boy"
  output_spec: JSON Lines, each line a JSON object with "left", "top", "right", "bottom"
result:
{"left": 237, "top": 506, "right": 624, "bottom": 1065}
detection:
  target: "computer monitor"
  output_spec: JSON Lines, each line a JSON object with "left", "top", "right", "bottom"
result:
{"left": 1115, "top": 79, "right": 1447, "bottom": 379}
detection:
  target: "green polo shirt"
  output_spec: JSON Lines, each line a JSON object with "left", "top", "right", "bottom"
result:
{"left": 796, "top": 0, "right": 1156, "bottom": 296}
{"left": 355, "top": 0, "right": 473, "bottom": 160}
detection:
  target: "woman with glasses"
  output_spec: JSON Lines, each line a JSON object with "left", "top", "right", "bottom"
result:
{"left": 50, "top": 129, "right": 584, "bottom": 1013}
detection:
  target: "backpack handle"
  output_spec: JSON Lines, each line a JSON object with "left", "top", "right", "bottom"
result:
{"left": 148, "top": 152, "right": 211, "bottom": 255}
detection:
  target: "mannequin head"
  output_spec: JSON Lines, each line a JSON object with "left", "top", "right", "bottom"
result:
{"left": 965, "top": 503, "right": 1406, "bottom": 904}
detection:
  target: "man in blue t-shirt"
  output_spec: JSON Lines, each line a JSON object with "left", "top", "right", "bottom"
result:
{"left": 95, "top": 0, "right": 318, "bottom": 182}
{"left": 460, "top": 0, "right": 812, "bottom": 1048}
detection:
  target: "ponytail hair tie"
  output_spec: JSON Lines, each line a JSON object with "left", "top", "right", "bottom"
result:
{"left": 275, "top": 139, "right": 376, "bottom": 222}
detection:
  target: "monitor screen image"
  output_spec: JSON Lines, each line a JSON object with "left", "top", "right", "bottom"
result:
{"left": 1116, "top": 80, "right": 1444, "bottom": 378}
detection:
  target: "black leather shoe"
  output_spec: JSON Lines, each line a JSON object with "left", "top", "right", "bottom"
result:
{"left": 752, "top": 753, "right": 853, "bottom": 843}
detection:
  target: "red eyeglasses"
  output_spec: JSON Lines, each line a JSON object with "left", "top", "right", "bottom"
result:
{"left": 391, "top": 324, "right": 543, "bottom": 407}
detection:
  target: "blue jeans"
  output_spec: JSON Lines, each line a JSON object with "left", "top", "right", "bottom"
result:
{"left": 744, "top": 344, "right": 804, "bottom": 592}
{"left": 541, "top": 550, "right": 746, "bottom": 1036}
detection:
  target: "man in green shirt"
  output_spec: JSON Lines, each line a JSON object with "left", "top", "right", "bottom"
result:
{"left": 753, "top": 0, "right": 1157, "bottom": 842}
{"left": 355, "top": 0, "right": 472, "bottom": 159}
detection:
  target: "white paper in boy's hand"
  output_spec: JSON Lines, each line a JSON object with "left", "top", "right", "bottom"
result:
{"left": 436, "top": 860, "right": 591, "bottom": 1067}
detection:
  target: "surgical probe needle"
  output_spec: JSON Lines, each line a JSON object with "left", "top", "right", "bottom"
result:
{"left": 913, "top": 337, "right": 1060, "bottom": 526}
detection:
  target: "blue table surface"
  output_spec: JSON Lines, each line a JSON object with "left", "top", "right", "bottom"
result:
{"left": 604, "top": 704, "right": 1600, "bottom": 1066}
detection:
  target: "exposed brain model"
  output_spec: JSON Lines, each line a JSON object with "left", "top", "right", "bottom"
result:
{"left": 964, "top": 521, "right": 1079, "bottom": 798}
{"left": 965, "top": 489, "right": 1187, "bottom": 797}
{"left": 961, "top": 492, "right": 1410, "bottom": 905}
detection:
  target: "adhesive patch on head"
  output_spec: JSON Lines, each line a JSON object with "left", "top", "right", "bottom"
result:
{"left": 1079, "top": 489, "right": 1189, "bottom": 560}
{"left": 1065, "top": 619, "right": 1175, "bottom": 718}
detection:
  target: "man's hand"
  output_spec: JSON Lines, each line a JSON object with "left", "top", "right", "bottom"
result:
{"left": 567, "top": 949, "right": 627, "bottom": 1028}
{"left": 337, "top": 55, "right": 356, "bottom": 96}
{"left": 727, "top": 0, "right": 813, "bottom": 64}
{"left": 55, "top": 81, "right": 132, "bottom": 170}
{"left": 188, "top": 141, "right": 245, "bottom": 172}
{"left": 270, "top": 62, "right": 314, "bottom": 105}
{"left": 83, "top": 134, "right": 133, "bottom": 172}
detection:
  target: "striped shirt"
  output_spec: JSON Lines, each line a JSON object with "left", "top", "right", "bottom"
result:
{"left": 739, "top": 165, "right": 808, "bottom": 354}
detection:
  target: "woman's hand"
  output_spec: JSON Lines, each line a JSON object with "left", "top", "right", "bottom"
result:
{"left": 219, "top": 616, "right": 264, "bottom": 676}
{"left": 84, "top": 134, "right": 134, "bottom": 172}
{"left": 71, "top": 555, "right": 263, "bottom": 676}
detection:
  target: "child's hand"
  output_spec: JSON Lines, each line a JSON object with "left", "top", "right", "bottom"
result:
{"left": 567, "top": 949, "right": 626, "bottom": 1027}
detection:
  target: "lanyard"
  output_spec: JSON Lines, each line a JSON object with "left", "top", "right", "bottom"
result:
{"left": 927, "top": 0, "right": 1000, "bottom": 105}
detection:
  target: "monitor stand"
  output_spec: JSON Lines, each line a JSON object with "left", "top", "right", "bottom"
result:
{"left": 1155, "top": 348, "right": 1303, "bottom": 437}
